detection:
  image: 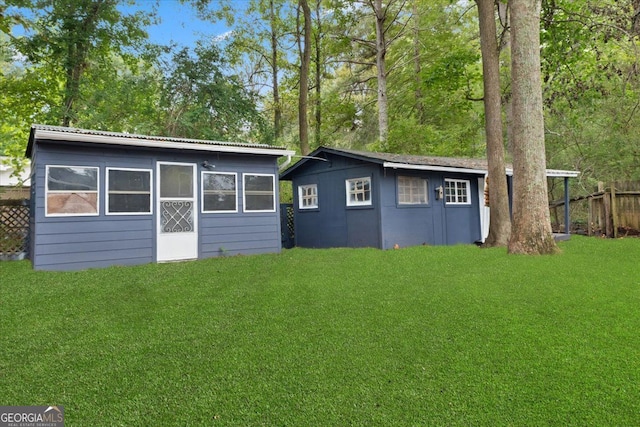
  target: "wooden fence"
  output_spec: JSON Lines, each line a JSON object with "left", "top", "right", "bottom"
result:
{"left": 587, "top": 181, "right": 640, "bottom": 237}
{"left": 0, "top": 199, "right": 29, "bottom": 259}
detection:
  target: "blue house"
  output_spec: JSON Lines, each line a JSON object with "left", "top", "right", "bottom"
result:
{"left": 26, "top": 125, "right": 294, "bottom": 271}
{"left": 280, "top": 147, "right": 579, "bottom": 249}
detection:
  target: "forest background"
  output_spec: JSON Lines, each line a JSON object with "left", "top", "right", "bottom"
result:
{"left": 2, "top": 0, "right": 640, "bottom": 203}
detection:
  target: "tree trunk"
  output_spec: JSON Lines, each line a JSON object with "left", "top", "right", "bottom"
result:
{"left": 476, "top": 0, "right": 511, "bottom": 247}
{"left": 270, "top": 0, "right": 282, "bottom": 142}
{"left": 413, "top": 0, "right": 425, "bottom": 124}
{"left": 373, "top": 0, "right": 389, "bottom": 146}
{"left": 507, "top": 0, "right": 558, "bottom": 254}
{"left": 314, "top": 0, "right": 322, "bottom": 148}
{"left": 298, "top": 0, "right": 312, "bottom": 155}
{"left": 61, "top": 0, "right": 105, "bottom": 127}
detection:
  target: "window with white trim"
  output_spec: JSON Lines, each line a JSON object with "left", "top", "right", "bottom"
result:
{"left": 106, "top": 168, "right": 152, "bottom": 215}
{"left": 346, "top": 177, "right": 371, "bottom": 206}
{"left": 46, "top": 165, "right": 99, "bottom": 216}
{"left": 298, "top": 184, "right": 318, "bottom": 209}
{"left": 444, "top": 178, "right": 471, "bottom": 205}
{"left": 397, "top": 176, "right": 428, "bottom": 205}
{"left": 202, "top": 172, "right": 237, "bottom": 213}
{"left": 243, "top": 173, "right": 275, "bottom": 212}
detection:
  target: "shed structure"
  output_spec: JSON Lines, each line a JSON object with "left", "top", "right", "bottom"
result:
{"left": 280, "top": 147, "right": 579, "bottom": 249}
{"left": 26, "top": 125, "right": 294, "bottom": 271}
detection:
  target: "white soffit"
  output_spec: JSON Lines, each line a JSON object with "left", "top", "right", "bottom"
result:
{"left": 384, "top": 162, "right": 579, "bottom": 178}
{"left": 383, "top": 161, "right": 487, "bottom": 175}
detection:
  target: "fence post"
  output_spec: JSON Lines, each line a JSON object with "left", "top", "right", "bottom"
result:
{"left": 563, "top": 176, "right": 570, "bottom": 234}
{"left": 588, "top": 196, "right": 593, "bottom": 236}
{"left": 611, "top": 182, "right": 618, "bottom": 238}
{"left": 602, "top": 185, "right": 613, "bottom": 238}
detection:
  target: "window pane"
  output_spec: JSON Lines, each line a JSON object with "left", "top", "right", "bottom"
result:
{"left": 109, "top": 194, "right": 151, "bottom": 213}
{"left": 244, "top": 174, "right": 275, "bottom": 212}
{"left": 160, "top": 165, "right": 193, "bottom": 198}
{"left": 109, "top": 170, "right": 150, "bottom": 192}
{"left": 245, "top": 175, "right": 273, "bottom": 192}
{"left": 203, "top": 173, "right": 237, "bottom": 212}
{"left": 204, "top": 194, "right": 236, "bottom": 211}
{"left": 299, "top": 184, "right": 318, "bottom": 209}
{"left": 47, "top": 193, "right": 98, "bottom": 215}
{"left": 107, "top": 169, "right": 152, "bottom": 214}
{"left": 444, "top": 179, "right": 470, "bottom": 204}
{"left": 347, "top": 177, "right": 371, "bottom": 206}
{"left": 48, "top": 167, "right": 97, "bottom": 191}
{"left": 398, "top": 176, "right": 427, "bottom": 204}
{"left": 246, "top": 194, "right": 274, "bottom": 211}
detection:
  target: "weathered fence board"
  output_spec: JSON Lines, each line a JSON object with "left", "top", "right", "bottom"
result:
{"left": 588, "top": 182, "right": 640, "bottom": 237}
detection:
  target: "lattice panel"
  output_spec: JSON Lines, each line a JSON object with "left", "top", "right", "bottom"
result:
{"left": 0, "top": 200, "right": 29, "bottom": 255}
{"left": 286, "top": 205, "right": 294, "bottom": 238}
{"left": 160, "top": 200, "right": 194, "bottom": 233}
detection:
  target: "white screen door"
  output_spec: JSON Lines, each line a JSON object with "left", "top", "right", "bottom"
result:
{"left": 157, "top": 162, "right": 198, "bottom": 262}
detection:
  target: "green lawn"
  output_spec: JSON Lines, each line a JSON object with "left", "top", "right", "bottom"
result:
{"left": 1, "top": 236, "right": 639, "bottom": 426}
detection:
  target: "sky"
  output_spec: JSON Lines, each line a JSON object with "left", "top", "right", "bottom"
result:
{"left": 135, "top": 0, "right": 235, "bottom": 48}
{"left": 7, "top": 0, "right": 235, "bottom": 51}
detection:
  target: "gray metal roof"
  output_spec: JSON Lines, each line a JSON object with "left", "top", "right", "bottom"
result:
{"left": 280, "top": 146, "right": 579, "bottom": 178}
{"left": 26, "top": 124, "right": 294, "bottom": 157}
{"left": 331, "top": 147, "right": 497, "bottom": 170}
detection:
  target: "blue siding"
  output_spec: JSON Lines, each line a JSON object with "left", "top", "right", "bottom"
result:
{"left": 287, "top": 153, "right": 483, "bottom": 251}
{"left": 292, "top": 153, "right": 381, "bottom": 249}
{"left": 379, "top": 171, "right": 438, "bottom": 248}
{"left": 441, "top": 174, "right": 482, "bottom": 245}
{"left": 380, "top": 171, "right": 482, "bottom": 248}
{"left": 30, "top": 140, "right": 283, "bottom": 270}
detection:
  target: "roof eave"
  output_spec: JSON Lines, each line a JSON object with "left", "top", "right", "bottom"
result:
{"left": 27, "top": 127, "right": 295, "bottom": 158}
{"left": 383, "top": 162, "right": 487, "bottom": 175}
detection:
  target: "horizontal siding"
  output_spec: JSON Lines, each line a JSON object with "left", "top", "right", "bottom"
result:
{"left": 37, "top": 254, "right": 154, "bottom": 271}
{"left": 34, "top": 247, "right": 152, "bottom": 267}
{"left": 202, "top": 240, "right": 279, "bottom": 254}
{"left": 199, "top": 213, "right": 280, "bottom": 258}
{"left": 35, "top": 237, "right": 150, "bottom": 256}
{"left": 36, "top": 229, "right": 151, "bottom": 245}
{"left": 33, "top": 218, "right": 153, "bottom": 270}
{"left": 199, "top": 215, "right": 278, "bottom": 228}
{"left": 36, "top": 218, "right": 153, "bottom": 234}
{"left": 31, "top": 141, "right": 284, "bottom": 270}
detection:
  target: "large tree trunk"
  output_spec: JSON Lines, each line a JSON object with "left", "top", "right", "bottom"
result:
{"left": 298, "top": 0, "right": 312, "bottom": 155}
{"left": 314, "top": 0, "right": 322, "bottom": 148}
{"left": 476, "top": 0, "right": 511, "bottom": 247}
{"left": 270, "top": 0, "right": 282, "bottom": 142}
{"left": 412, "top": 0, "right": 425, "bottom": 124}
{"left": 507, "top": 0, "right": 558, "bottom": 254}
{"left": 61, "top": 0, "right": 105, "bottom": 127}
{"left": 372, "top": 0, "right": 389, "bottom": 146}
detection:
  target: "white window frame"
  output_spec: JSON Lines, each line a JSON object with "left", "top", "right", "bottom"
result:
{"left": 298, "top": 184, "right": 318, "bottom": 210}
{"left": 45, "top": 165, "right": 99, "bottom": 217}
{"left": 397, "top": 176, "right": 428, "bottom": 205}
{"left": 346, "top": 176, "right": 372, "bottom": 207}
{"left": 444, "top": 178, "right": 471, "bottom": 205}
{"left": 243, "top": 173, "right": 276, "bottom": 213}
{"left": 201, "top": 171, "right": 238, "bottom": 213}
{"left": 106, "top": 167, "right": 153, "bottom": 215}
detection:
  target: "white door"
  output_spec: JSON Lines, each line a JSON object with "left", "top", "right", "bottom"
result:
{"left": 157, "top": 162, "right": 198, "bottom": 262}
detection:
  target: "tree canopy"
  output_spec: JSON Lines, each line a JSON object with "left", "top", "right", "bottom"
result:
{"left": 2, "top": 0, "right": 640, "bottom": 233}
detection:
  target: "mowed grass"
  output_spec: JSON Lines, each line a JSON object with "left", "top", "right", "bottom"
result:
{"left": 1, "top": 236, "right": 640, "bottom": 426}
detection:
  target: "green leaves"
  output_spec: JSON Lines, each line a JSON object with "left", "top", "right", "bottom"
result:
{"left": 158, "top": 43, "right": 268, "bottom": 143}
